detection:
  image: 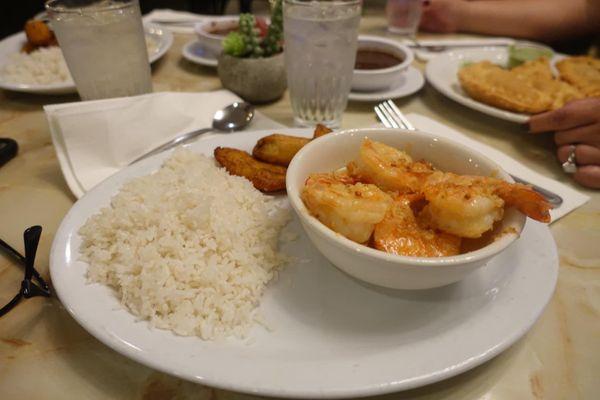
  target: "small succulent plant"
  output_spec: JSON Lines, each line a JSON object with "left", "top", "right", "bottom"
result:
{"left": 223, "top": 0, "right": 283, "bottom": 58}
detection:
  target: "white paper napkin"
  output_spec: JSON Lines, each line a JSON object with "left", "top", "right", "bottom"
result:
{"left": 142, "top": 9, "right": 231, "bottom": 34}
{"left": 45, "top": 91, "right": 284, "bottom": 198}
{"left": 405, "top": 113, "right": 589, "bottom": 221}
{"left": 400, "top": 38, "right": 515, "bottom": 62}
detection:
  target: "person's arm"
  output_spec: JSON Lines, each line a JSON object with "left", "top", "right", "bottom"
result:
{"left": 420, "top": 0, "right": 594, "bottom": 41}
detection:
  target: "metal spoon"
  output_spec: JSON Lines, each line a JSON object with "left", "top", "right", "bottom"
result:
{"left": 130, "top": 102, "right": 254, "bottom": 164}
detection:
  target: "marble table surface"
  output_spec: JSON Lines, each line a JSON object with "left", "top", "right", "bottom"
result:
{"left": 0, "top": 15, "right": 599, "bottom": 400}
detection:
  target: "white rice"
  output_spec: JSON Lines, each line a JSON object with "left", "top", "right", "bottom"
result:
{"left": 78, "top": 150, "right": 290, "bottom": 340}
{"left": 1, "top": 36, "right": 158, "bottom": 86}
{"left": 0, "top": 46, "right": 71, "bottom": 85}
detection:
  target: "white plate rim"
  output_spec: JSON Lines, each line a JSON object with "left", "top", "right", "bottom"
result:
{"left": 349, "top": 65, "right": 424, "bottom": 102}
{"left": 0, "top": 26, "right": 172, "bottom": 94}
{"left": 50, "top": 128, "right": 559, "bottom": 398}
{"left": 425, "top": 47, "right": 533, "bottom": 124}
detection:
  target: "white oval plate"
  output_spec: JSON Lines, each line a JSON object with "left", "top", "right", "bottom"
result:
{"left": 181, "top": 39, "right": 219, "bottom": 68}
{"left": 0, "top": 24, "right": 172, "bottom": 95}
{"left": 349, "top": 66, "right": 424, "bottom": 102}
{"left": 425, "top": 47, "right": 559, "bottom": 124}
{"left": 50, "top": 128, "right": 558, "bottom": 399}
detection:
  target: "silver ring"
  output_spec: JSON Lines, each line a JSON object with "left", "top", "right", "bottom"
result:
{"left": 562, "top": 145, "right": 577, "bottom": 174}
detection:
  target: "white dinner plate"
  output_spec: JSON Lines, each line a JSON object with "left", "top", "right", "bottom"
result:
{"left": 425, "top": 47, "right": 562, "bottom": 124}
{"left": 0, "top": 24, "right": 172, "bottom": 95}
{"left": 181, "top": 39, "right": 219, "bottom": 68}
{"left": 50, "top": 128, "right": 558, "bottom": 399}
{"left": 349, "top": 66, "right": 424, "bottom": 102}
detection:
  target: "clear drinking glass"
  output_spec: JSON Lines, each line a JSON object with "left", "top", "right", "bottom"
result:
{"left": 386, "top": 0, "right": 422, "bottom": 35}
{"left": 46, "top": 0, "right": 152, "bottom": 100}
{"left": 283, "top": 0, "right": 362, "bottom": 128}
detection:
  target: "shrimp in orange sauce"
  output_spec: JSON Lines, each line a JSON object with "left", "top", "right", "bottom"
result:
{"left": 374, "top": 194, "right": 462, "bottom": 257}
{"left": 347, "top": 139, "right": 435, "bottom": 193}
{"left": 302, "top": 172, "right": 392, "bottom": 243}
{"left": 301, "top": 139, "right": 552, "bottom": 257}
{"left": 420, "top": 172, "right": 551, "bottom": 238}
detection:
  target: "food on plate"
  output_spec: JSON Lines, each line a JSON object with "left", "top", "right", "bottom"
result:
{"left": 215, "top": 147, "right": 287, "bottom": 192}
{"left": 79, "top": 150, "right": 290, "bottom": 340}
{"left": 253, "top": 134, "right": 310, "bottom": 166}
{"left": 302, "top": 139, "right": 551, "bottom": 257}
{"left": 512, "top": 58, "right": 584, "bottom": 110}
{"left": 373, "top": 194, "right": 462, "bottom": 257}
{"left": 458, "top": 56, "right": 597, "bottom": 114}
{"left": 458, "top": 61, "right": 554, "bottom": 114}
{"left": 23, "top": 20, "right": 58, "bottom": 53}
{"left": 216, "top": 125, "right": 333, "bottom": 189}
{"left": 313, "top": 123, "right": 333, "bottom": 138}
{"left": 507, "top": 43, "right": 553, "bottom": 68}
{"left": 355, "top": 49, "right": 403, "bottom": 70}
{"left": 0, "top": 18, "right": 159, "bottom": 86}
{"left": 556, "top": 56, "right": 600, "bottom": 97}
{"left": 0, "top": 47, "right": 71, "bottom": 85}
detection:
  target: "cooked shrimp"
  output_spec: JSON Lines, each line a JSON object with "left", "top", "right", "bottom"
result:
{"left": 420, "top": 172, "right": 551, "bottom": 238}
{"left": 302, "top": 172, "right": 392, "bottom": 243}
{"left": 374, "top": 194, "right": 462, "bottom": 257}
{"left": 347, "top": 139, "right": 435, "bottom": 193}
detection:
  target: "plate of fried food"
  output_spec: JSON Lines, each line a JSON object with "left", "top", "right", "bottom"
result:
{"left": 51, "top": 125, "right": 558, "bottom": 398}
{"left": 425, "top": 45, "right": 600, "bottom": 123}
{"left": 0, "top": 19, "right": 172, "bottom": 95}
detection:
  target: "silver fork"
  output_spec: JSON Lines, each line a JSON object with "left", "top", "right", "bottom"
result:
{"left": 374, "top": 100, "right": 563, "bottom": 207}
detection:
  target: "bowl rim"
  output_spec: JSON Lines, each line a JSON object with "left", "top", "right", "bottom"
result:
{"left": 286, "top": 128, "right": 526, "bottom": 268}
{"left": 354, "top": 35, "right": 414, "bottom": 75}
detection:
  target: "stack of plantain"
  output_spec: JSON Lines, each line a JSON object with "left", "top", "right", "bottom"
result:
{"left": 214, "top": 124, "right": 332, "bottom": 192}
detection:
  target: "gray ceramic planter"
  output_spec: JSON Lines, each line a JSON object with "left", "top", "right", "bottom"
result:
{"left": 218, "top": 53, "right": 287, "bottom": 104}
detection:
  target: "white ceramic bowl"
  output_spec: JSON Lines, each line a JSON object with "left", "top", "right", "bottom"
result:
{"left": 195, "top": 17, "right": 240, "bottom": 54}
{"left": 352, "top": 35, "right": 414, "bottom": 92}
{"left": 286, "top": 128, "right": 526, "bottom": 290}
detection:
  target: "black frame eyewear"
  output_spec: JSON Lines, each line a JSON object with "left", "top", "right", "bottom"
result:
{"left": 0, "top": 226, "right": 51, "bottom": 317}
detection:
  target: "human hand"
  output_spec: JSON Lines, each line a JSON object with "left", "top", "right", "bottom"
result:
{"left": 419, "top": 0, "right": 467, "bottom": 33}
{"left": 529, "top": 98, "right": 600, "bottom": 189}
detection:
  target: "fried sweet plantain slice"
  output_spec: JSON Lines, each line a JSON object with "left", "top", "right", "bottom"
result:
{"left": 252, "top": 134, "right": 310, "bottom": 166}
{"left": 252, "top": 124, "right": 333, "bottom": 166}
{"left": 313, "top": 123, "right": 333, "bottom": 138}
{"left": 214, "top": 147, "right": 287, "bottom": 192}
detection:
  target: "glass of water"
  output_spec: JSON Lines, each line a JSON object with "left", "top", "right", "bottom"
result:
{"left": 386, "top": 0, "right": 422, "bottom": 35}
{"left": 46, "top": 0, "right": 152, "bottom": 100}
{"left": 284, "top": 0, "right": 362, "bottom": 128}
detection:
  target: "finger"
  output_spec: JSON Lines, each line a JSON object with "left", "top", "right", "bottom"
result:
{"left": 529, "top": 98, "right": 600, "bottom": 133}
{"left": 557, "top": 144, "right": 600, "bottom": 165}
{"left": 574, "top": 165, "right": 600, "bottom": 189}
{"left": 554, "top": 122, "right": 600, "bottom": 146}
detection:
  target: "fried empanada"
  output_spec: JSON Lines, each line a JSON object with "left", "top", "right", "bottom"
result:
{"left": 458, "top": 61, "right": 553, "bottom": 114}
{"left": 556, "top": 56, "right": 600, "bottom": 97}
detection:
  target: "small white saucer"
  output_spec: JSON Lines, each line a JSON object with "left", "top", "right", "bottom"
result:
{"left": 349, "top": 66, "right": 424, "bottom": 102}
{"left": 182, "top": 40, "right": 218, "bottom": 67}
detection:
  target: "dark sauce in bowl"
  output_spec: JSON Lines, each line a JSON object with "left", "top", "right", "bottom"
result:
{"left": 355, "top": 49, "right": 404, "bottom": 70}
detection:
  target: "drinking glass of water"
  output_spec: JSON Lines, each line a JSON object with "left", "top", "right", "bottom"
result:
{"left": 386, "top": 0, "right": 422, "bottom": 35}
{"left": 46, "top": 0, "right": 152, "bottom": 100}
{"left": 283, "top": 0, "right": 362, "bottom": 128}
